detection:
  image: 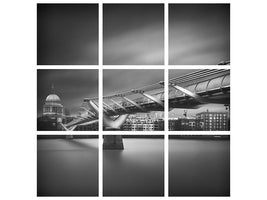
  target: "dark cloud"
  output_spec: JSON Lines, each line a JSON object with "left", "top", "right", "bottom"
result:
{"left": 103, "top": 4, "right": 164, "bottom": 65}
{"left": 37, "top": 4, "right": 98, "bottom": 65}
{"left": 169, "top": 4, "right": 230, "bottom": 65}
{"left": 37, "top": 69, "right": 98, "bottom": 116}
{"left": 103, "top": 69, "right": 164, "bottom": 96}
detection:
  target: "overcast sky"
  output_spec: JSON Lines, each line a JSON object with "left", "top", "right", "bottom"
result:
{"left": 37, "top": 70, "right": 98, "bottom": 116}
{"left": 103, "top": 69, "right": 164, "bottom": 96}
{"left": 169, "top": 69, "right": 229, "bottom": 117}
{"left": 37, "top": 4, "right": 98, "bottom": 65}
{"left": 169, "top": 4, "right": 230, "bottom": 65}
{"left": 169, "top": 69, "right": 199, "bottom": 79}
{"left": 103, "top": 4, "right": 164, "bottom": 65}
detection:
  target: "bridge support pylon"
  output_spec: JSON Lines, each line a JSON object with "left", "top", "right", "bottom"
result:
{"left": 103, "top": 135, "right": 124, "bottom": 150}
{"left": 103, "top": 114, "right": 129, "bottom": 130}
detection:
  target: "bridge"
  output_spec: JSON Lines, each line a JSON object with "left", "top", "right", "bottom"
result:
{"left": 169, "top": 69, "right": 230, "bottom": 109}
{"left": 60, "top": 100, "right": 99, "bottom": 131}
{"left": 60, "top": 68, "right": 230, "bottom": 131}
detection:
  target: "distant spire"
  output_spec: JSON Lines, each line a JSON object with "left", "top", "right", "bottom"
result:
{"left": 51, "top": 83, "right": 55, "bottom": 94}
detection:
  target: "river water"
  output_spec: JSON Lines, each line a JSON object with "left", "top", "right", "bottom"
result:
{"left": 37, "top": 137, "right": 228, "bottom": 196}
{"left": 37, "top": 138, "right": 98, "bottom": 196}
{"left": 169, "top": 138, "right": 230, "bottom": 196}
{"left": 103, "top": 138, "right": 164, "bottom": 196}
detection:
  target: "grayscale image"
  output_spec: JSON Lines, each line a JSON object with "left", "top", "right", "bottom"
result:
{"left": 169, "top": 69, "right": 230, "bottom": 131}
{"left": 169, "top": 4, "right": 230, "bottom": 65}
{"left": 103, "top": 135, "right": 164, "bottom": 196}
{"left": 103, "top": 69, "right": 164, "bottom": 131}
{"left": 37, "top": 4, "right": 98, "bottom": 65}
{"left": 169, "top": 135, "right": 230, "bottom": 196}
{"left": 37, "top": 135, "right": 98, "bottom": 196}
{"left": 103, "top": 4, "right": 164, "bottom": 65}
{"left": 37, "top": 69, "right": 99, "bottom": 131}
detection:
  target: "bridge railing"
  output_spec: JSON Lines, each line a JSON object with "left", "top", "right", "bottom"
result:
{"left": 104, "top": 89, "right": 164, "bottom": 112}
{"left": 84, "top": 69, "right": 230, "bottom": 115}
{"left": 169, "top": 71, "right": 230, "bottom": 99}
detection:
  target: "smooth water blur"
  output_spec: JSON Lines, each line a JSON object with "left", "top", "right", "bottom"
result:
{"left": 37, "top": 139, "right": 98, "bottom": 196}
{"left": 169, "top": 139, "right": 230, "bottom": 196}
{"left": 103, "top": 138, "right": 164, "bottom": 196}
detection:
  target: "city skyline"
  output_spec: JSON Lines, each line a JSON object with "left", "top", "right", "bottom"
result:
{"left": 33, "top": 2, "right": 232, "bottom": 197}
{"left": 169, "top": 104, "right": 229, "bottom": 118}
{"left": 169, "top": 69, "right": 230, "bottom": 118}
{"left": 37, "top": 69, "right": 98, "bottom": 117}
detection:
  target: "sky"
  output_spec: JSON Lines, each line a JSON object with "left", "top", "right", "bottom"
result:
{"left": 103, "top": 4, "right": 164, "bottom": 65}
{"left": 103, "top": 69, "right": 164, "bottom": 96}
{"left": 169, "top": 4, "right": 230, "bottom": 65}
{"left": 37, "top": 4, "right": 98, "bottom": 65}
{"left": 169, "top": 69, "right": 199, "bottom": 79}
{"left": 37, "top": 69, "right": 98, "bottom": 116}
{"left": 168, "top": 69, "right": 230, "bottom": 118}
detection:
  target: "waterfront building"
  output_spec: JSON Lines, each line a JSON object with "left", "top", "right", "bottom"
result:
{"left": 196, "top": 111, "right": 229, "bottom": 131}
{"left": 122, "top": 115, "right": 164, "bottom": 131}
{"left": 169, "top": 117, "right": 199, "bottom": 131}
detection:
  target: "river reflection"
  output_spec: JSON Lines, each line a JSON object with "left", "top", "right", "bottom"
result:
{"left": 37, "top": 138, "right": 98, "bottom": 196}
{"left": 169, "top": 138, "right": 230, "bottom": 196}
{"left": 103, "top": 138, "right": 164, "bottom": 196}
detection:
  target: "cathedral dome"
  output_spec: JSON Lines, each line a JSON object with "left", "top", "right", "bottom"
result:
{"left": 46, "top": 94, "right": 61, "bottom": 102}
{"left": 43, "top": 85, "right": 64, "bottom": 118}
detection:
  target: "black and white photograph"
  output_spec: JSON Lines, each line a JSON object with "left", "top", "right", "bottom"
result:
{"left": 103, "top": 69, "right": 164, "bottom": 131}
{"left": 37, "top": 69, "right": 99, "bottom": 131}
{"left": 37, "top": 4, "right": 98, "bottom": 65}
{"left": 169, "top": 135, "right": 230, "bottom": 196}
{"left": 103, "top": 135, "right": 164, "bottom": 196}
{"left": 37, "top": 135, "right": 99, "bottom": 196}
{"left": 103, "top": 4, "right": 164, "bottom": 65}
{"left": 4, "top": 0, "right": 267, "bottom": 199}
{"left": 169, "top": 4, "right": 230, "bottom": 65}
{"left": 169, "top": 69, "right": 230, "bottom": 131}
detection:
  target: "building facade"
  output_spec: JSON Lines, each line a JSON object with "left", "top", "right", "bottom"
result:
{"left": 169, "top": 111, "right": 230, "bottom": 131}
{"left": 122, "top": 116, "right": 164, "bottom": 131}
{"left": 42, "top": 93, "right": 64, "bottom": 122}
{"left": 196, "top": 111, "right": 229, "bottom": 131}
{"left": 169, "top": 117, "right": 201, "bottom": 131}
{"left": 37, "top": 86, "right": 65, "bottom": 131}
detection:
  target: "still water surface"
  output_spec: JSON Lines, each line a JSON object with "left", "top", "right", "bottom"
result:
{"left": 103, "top": 138, "right": 164, "bottom": 196}
{"left": 37, "top": 138, "right": 98, "bottom": 196}
{"left": 169, "top": 139, "right": 230, "bottom": 196}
